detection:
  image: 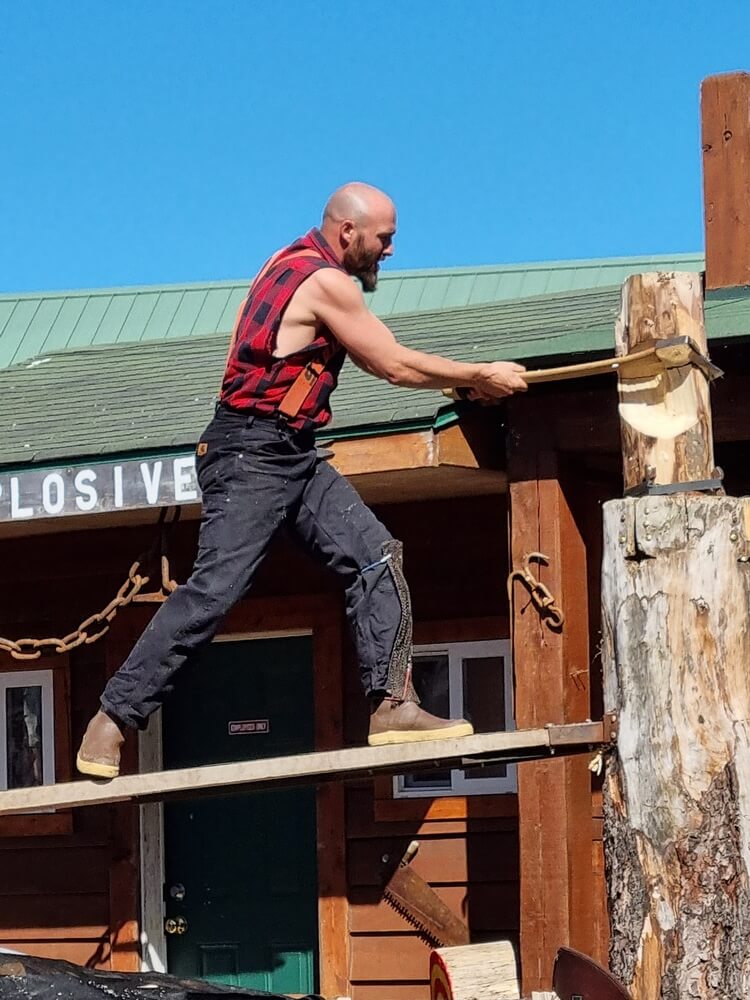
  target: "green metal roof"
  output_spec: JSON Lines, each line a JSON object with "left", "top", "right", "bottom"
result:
{"left": 0, "top": 253, "right": 703, "bottom": 370}
{"left": 3, "top": 277, "right": 747, "bottom": 471}
{"left": 0, "top": 285, "right": 617, "bottom": 467}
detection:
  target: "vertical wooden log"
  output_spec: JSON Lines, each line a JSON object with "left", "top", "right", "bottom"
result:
{"left": 602, "top": 494, "right": 750, "bottom": 998}
{"left": 701, "top": 71, "right": 750, "bottom": 291}
{"left": 603, "top": 270, "right": 746, "bottom": 998}
{"left": 615, "top": 272, "right": 715, "bottom": 491}
{"left": 508, "top": 413, "right": 593, "bottom": 995}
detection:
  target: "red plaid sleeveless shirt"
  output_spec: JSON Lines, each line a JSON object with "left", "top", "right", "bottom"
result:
{"left": 220, "top": 228, "right": 347, "bottom": 431}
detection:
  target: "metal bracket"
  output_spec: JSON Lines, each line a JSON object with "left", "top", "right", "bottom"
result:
{"left": 625, "top": 467, "right": 725, "bottom": 498}
{"left": 602, "top": 712, "right": 618, "bottom": 743}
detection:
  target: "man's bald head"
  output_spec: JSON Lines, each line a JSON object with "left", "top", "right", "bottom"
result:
{"left": 323, "top": 182, "right": 395, "bottom": 226}
{"left": 320, "top": 182, "right": 396, "bottom": 292}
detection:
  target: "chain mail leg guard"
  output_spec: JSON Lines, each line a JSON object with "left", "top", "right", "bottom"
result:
{"left": 381, "top": 539, "right": 419, "bottom": 703}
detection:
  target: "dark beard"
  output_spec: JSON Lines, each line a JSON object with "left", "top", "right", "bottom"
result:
{"left": 343, "top": 237, "right": 380, "bottom": 292}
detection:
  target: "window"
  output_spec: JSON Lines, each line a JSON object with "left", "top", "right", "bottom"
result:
{"left": 0, "top": 670, "right": 56, "bottom": 791}
{"left": 395, "top": 639, "right": 515, "bottom": 797}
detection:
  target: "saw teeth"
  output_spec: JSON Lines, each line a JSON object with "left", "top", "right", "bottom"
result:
{"left": 383, "top": 888, "right": 444, "bottom": 947}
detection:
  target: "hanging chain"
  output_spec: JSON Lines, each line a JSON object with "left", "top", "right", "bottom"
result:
{"left": 0, "top": 508, "right": 181, "bottom": 661}
{"left": 507, "top": 551, "right": 565, "bottom": 631}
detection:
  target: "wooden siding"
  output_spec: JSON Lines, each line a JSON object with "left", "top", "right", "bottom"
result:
{"left": 0, "top": 489, "right": 609, "bottom": 994}
{"left": 341, "top": 500, "right": 518, "bottom": 997}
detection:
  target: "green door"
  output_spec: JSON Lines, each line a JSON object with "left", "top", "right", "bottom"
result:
{"left": 162, "top": 636, "right": 319, "bottom": 994}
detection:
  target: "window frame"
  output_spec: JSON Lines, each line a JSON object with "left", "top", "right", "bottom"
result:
{"left": 394, "top": 638, "right": 516, "bottom": 798}
{"left": 0, "top": 657, "right": 72, "bottom": 836}
{"left": 0, "top": 668, "right": 56, "bottom": 792}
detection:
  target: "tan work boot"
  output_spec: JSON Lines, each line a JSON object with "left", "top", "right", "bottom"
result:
{"left": 76, "top": 710, "right": 126, "bottom": 779}
{"left": 368, "top": 696, "right": 474, "bottom": 746}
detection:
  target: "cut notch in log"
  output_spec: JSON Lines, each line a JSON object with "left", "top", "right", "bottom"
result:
{"left": 615, "top": 271, "right": 717, "bottom": 492}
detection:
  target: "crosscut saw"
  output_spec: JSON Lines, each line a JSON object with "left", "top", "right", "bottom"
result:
{"left": 381, "top": 841, "right": 470, "bottom": 948}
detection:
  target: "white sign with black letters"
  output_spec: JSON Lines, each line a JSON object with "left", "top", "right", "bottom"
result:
{"left": 0, "top": 454, "right": 200, "bottom": 523}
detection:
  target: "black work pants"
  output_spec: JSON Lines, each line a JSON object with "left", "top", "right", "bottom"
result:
{"left": 101, "top": 406, "right": 408, "bottom": 730}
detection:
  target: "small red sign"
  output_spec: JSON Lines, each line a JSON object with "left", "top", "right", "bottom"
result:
{"left": 228, "top": 719, "right": 270, "bottom": 735}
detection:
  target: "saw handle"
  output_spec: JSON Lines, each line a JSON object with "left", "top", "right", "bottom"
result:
{"left": 402, "top": 840, "right": 419, "bottom": 866}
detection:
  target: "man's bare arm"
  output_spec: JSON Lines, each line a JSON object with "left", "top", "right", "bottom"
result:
{"left": 309, "top": 269, "right": 527, "bottom": 397}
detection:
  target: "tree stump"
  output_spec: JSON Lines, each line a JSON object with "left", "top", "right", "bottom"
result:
{"left": 601, "top": 494, "right": 750, "bottom": 998}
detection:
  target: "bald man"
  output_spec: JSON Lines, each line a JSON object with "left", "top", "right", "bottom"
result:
{"left": 77, "top": 183, "right": 527, "bottom": 778}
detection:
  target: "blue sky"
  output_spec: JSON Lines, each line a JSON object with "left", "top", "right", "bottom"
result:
{"left": 2, "top": 2, "right": 749, "bottom": 292}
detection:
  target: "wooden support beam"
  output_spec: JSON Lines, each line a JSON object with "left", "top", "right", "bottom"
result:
{"left": 508, "top": 412, "right": 595, "bottom": 995}
{"left": 0, "top": 723, "right": 607, "bottom": 816}
{"left": 701, "top": 71, "right": 750, "bottom": 290}
{"left": 615, "top": 272, "right": 715, "bottom": 491}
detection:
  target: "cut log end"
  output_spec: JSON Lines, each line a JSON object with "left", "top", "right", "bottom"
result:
{"left": 430, "top": 940, "right": 520, "bottom": 1000}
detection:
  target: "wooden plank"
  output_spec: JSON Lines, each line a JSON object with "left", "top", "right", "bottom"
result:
{"left": 372, "top": 791, "right": 518, "bottom": 826}
{"left": 348, "top": 832, "right": 519, "bottom": 887}
{"left": 701, "top": 72, "right": 750, "bottom": 290}
{"left": 0, "top": 940, "right": 108, "bottom": 966}
{"left": 350, "top": 933, "right": 432, "bottom": 981}
{"left": 366, "top": 816, "right": 517, "bottom": 838}
{"left": 615, "top": 272, "right": 714, "bottom": 490}
{"left": 413, "top": 616, "right": 508, "bottom": 646}
{"left": 507, "top": 419, "right": 595, "bottom": 995}
{"left": 352, "top": 810, "right": 518, "bottom": 840}
{"left": 0, "top": 724, "right": 606, "bottom": 816}
{"left": 0, "top": 847, "right": 110, "bottom": 894}
{"left": 352, "top": 984, "right": 431, "bottom": 1000}
{"left": 0, "top": 818, "right": 108, "bottom": 851}
{"left": 346, "top": 466, "right": 506, "bottom": 506}
{"left": 0, "top": 893, "right": 109, "bottom": 936}
{"left": 0, "top": 813, "right": 73, "bottom": 837}
{"left": 331, "top": 420, "right": 499, "bottom": 479}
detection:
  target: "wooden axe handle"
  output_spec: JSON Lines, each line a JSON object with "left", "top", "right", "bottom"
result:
{"left": 444, "top": 338, "right": 721, "bottom": 400}
{"left": 522, "top": 346, "right": 658, "bottom": 384}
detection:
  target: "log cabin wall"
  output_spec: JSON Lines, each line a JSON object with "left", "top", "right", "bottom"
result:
{"left": 0, "top": 462, "right": 627, "bottom": 990}
{"left": 0, "top": 512, "right": 340, "bottom": 970}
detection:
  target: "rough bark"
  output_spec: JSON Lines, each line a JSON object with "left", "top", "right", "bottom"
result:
{"left": 602, "top": 494, "right": 750, "bottom": 998}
